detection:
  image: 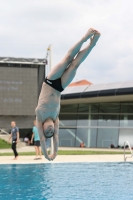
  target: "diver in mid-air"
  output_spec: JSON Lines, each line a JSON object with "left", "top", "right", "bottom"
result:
{"left": 35, "top": 28, "right": 101, "bottom": 161}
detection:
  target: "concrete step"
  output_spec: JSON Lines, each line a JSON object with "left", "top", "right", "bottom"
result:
{"left": 17, "top": 142, "right": 27, "bottom": 148}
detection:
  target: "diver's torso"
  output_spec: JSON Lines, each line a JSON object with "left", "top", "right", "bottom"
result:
{"left": 35, "top": 83, "right": 61, "bottom": 122}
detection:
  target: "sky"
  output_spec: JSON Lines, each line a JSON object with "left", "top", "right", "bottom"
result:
{"left": 0, "top": 0, "right": 133, "bottom": 84}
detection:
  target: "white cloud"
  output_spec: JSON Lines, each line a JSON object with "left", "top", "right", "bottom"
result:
{"left": 0, "top": 0, "right": 133, "bottom": 84}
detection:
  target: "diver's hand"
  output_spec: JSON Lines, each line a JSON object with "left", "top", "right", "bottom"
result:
{"left": 45, "top": 154, "right": 52, "bottom": 161}
{"left": 49, "top": 153, "right": 57, "bottom": 161}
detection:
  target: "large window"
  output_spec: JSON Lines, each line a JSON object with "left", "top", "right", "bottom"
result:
{"left": 120, "top": 115, "right": 133, "bottom": 127}
{"left": 119, "top": 128, "right": 133, "bottom": 146}
{"left": 98, "top": 115, "right": 119, "bottom": 127}
{"left": 59, "top": 102, "right": 133, "bottom": 148}
{"left": 78, "top": 103, "right": 99, "bottom": 113}
{"left": 59, "top": 128, "right": 76, "bottom": 147}
{"left": 97, "top": 128, "right": 119, "bottom": 148}
{"left": 121, "top": 103, "right": 133, "bottom": 114}
{"left": 59, "top": 114, "right": 77, "bottom": 127}
{"left": 77, "top": 114, "right": 98, "bottom": 127}
{"left": 99, "top": 103, "right": 120, "bottom": 114}
{"left": 60, "top": 104, "right": 78, "bottom": 113}
{"left": 75, "top": 128, "right": 97, "bottom": 147}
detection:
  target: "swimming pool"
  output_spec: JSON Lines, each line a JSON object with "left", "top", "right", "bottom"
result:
{"left": 0, "top": 162, "right": 133, "bottom": 200}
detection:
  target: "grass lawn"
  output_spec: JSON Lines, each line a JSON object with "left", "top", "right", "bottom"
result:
{"left": 0, "top": 138, "right": 127, "bottom": 156}
{"left": 58, "top": 150, "right": 126, "bottom": 155}
{"left": 0, "top": 150, "right": 128, "bottom": 156}
{"left": 0, "top": 138, "right": 11, "bottom": 149}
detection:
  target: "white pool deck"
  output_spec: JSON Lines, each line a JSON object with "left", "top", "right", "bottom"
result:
{"left": 0, "top": 155, "right": 127, "bottom": 164}
{"left": 0, "top": 146, "right": 132, "bottom": 164}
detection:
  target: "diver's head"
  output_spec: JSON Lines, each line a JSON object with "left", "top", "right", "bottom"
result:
{"left": 43, "top": 118, "right": 54, "bottom": 138}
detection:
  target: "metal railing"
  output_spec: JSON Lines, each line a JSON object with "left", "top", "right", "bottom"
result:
{"left": 0, "top": 128, "right": 9, "bottom": 135}
{"left": 124, "top": 141, "right": 133, "bottom": 162}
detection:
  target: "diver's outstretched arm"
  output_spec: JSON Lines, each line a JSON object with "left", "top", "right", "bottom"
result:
{"left": 49, "top": 118, "right": 59, "bottom": 160}
{"left": 36, "top": 120, "right": 51, "bottom": 161}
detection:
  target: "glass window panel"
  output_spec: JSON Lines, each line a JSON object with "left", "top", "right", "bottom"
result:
{"left": 120, "top": 115, "right": 133, "bottom": 127}
{"left": 91, "top": 115, "right": 98, "bottom": 126}
{"left": 121, "top": 103, "right": 133, "bottom": 114}
{"left": 75, "top": 128, "right": 97, "bottom": 147}
{"left": 97, "top": 128, "right": 119, "bottom": 148}
{"left": 60, "top": 104, "right": 78, "bottom": 113}
{"left": 77, "top": 114, "right": 98, "bottom": 127}
{"left": 78, "top": 103, "right": 99, "bottom": 113}
{"left": 99, "top": 103, "right": 120, "bottom": 113}
{"left": 91, "top": 104, "right": 99, "bottom": 113}
{"left": 78, "top": 103, "right": 89, "bottom": 113}
{"left": 59, "top": 114, "right": 77, "bottom": 126}
{"left": 98, "top": 115, "right": 119, "bottom": 127}
{"left": 59, "top": 128, "right": 76, "bottom": 147}
{"left": 77, "top": 114, "right": 88, "bottom": 126}
{"left": 119, "top": 128, "right": 133, "bottom": 146}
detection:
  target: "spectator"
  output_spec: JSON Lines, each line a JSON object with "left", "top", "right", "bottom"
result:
{"left": 24, "top": 137, "right": 30, "bottom": 145}
{"left": 31, "top": 120, "right": 42, "bottom": 160}
{"left": 80, "top": 142, "right": 85, "bottom": 148}
{"left": 110, "top": 144, "right": 115, "bottom": 148}
{"left": 8, "top": 121, "right": 19, "bottom": 160}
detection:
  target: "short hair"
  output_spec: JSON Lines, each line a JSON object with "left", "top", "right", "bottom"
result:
{"left": 43, "top": 130, "right": 54, "bottom": 138}
{"left": 11, "top": 121, "right": 16, "bottom": 124}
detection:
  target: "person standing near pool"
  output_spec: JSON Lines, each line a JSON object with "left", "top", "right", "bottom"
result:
{"left": 35, "top": 28, "right": 101, "bottom": 161}
{"left": 31, "top": 120, "right": 42, "bottom": 160}
{"left": 8, "top": 121, "right": 19, "bottom": 160}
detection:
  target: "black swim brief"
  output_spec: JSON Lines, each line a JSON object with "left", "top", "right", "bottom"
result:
{"left": 44, "top": 77, "right": 64, "bottom": 92}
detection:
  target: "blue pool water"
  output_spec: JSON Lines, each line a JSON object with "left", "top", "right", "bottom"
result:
{"left": 0, "top": 162, "right": 133, "bottom": 200}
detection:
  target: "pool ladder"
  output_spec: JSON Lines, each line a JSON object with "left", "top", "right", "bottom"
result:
{"left": 124, "top": 141, "right": 133, "bottom": 162}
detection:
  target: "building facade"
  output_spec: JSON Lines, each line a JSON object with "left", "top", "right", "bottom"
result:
{"left": 59, "top": 81, "right": 133, "bottom": 148}
{"left": 0, "top": 57, "right": 47, "bottom": 130}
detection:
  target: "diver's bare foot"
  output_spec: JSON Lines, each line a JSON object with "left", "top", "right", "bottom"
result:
{"left": 90, "top": 31, "right": 101, "bottom": 47}
{"left": 83, "top": 28, "right": 96, "bottom": 42}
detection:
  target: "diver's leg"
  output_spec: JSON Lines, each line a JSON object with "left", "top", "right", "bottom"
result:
{"left": 61, "top": 31, "right": 101, "bottom": 88}
{"left": 47, "top": 28, "right": 96, "bottom": 80}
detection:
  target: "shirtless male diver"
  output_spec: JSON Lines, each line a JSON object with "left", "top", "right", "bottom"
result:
{"left": 35, "top": 28, "right": 101, "bottom": 161}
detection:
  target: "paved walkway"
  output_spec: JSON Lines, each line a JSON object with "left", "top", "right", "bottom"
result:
{"left": 0, "top": 146, "right": 132, "bottom": 164}
{"left": 0, "top": 155, "right": 127, "bottom": 164}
